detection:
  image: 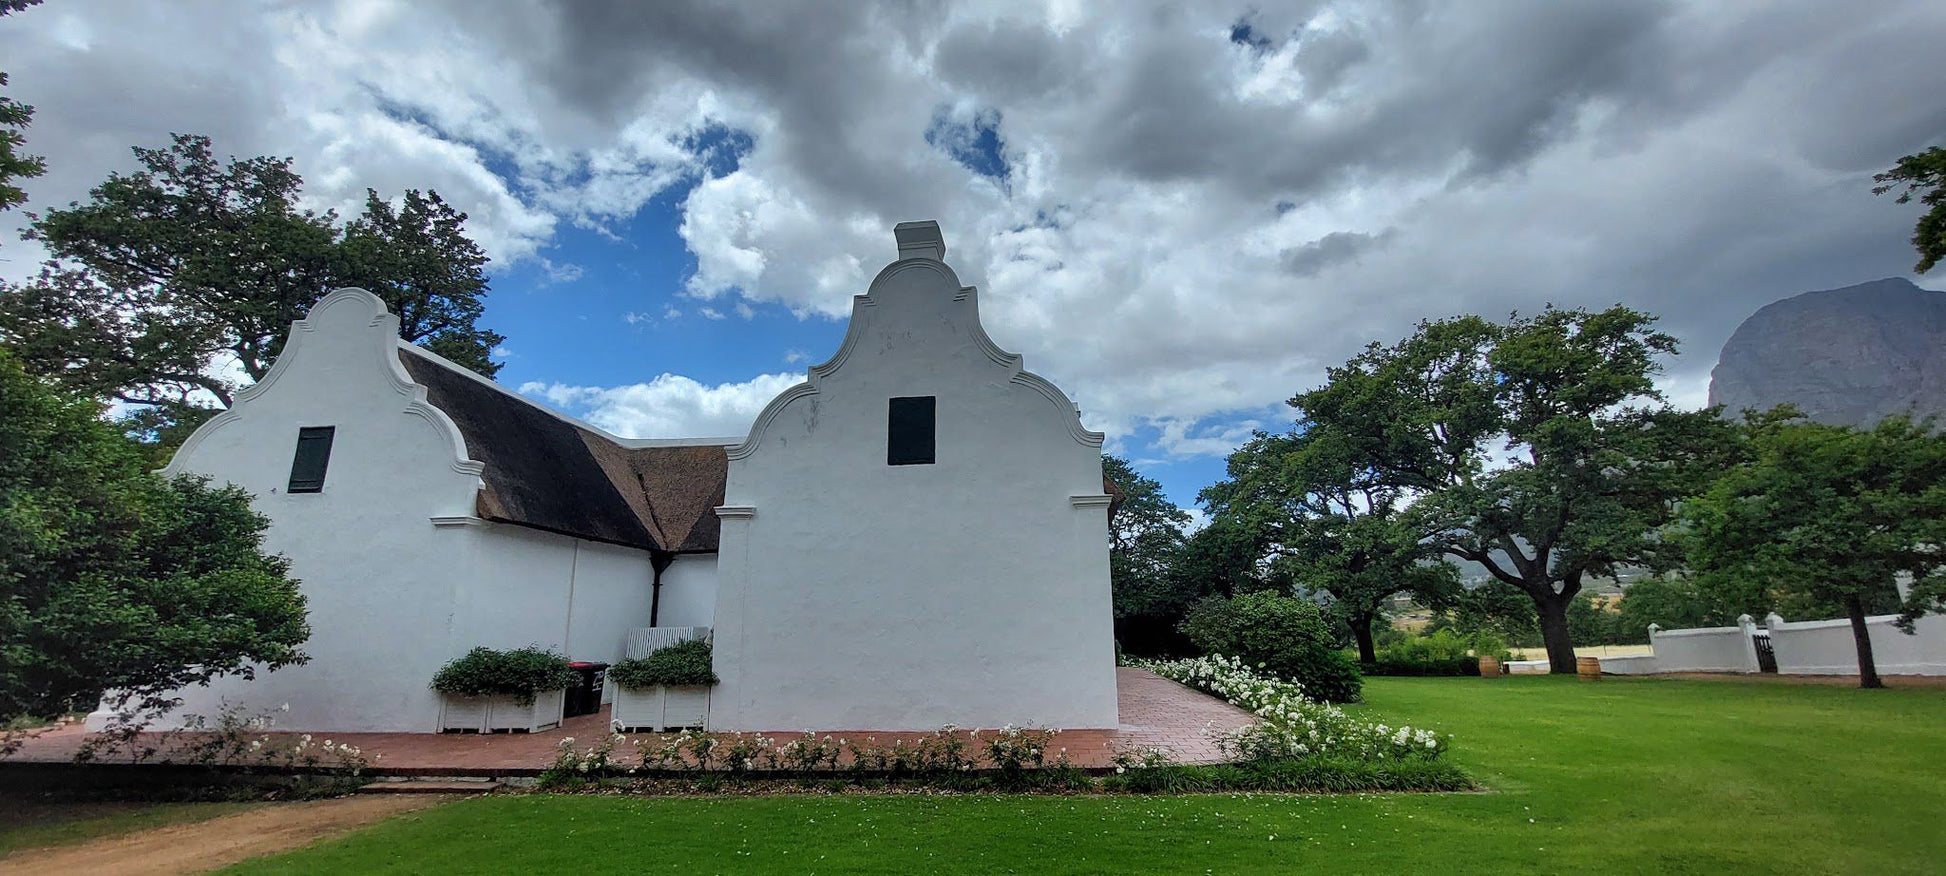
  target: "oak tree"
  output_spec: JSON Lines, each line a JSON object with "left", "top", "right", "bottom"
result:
{"left": 1201, "top": 428, "right": 1458, "bottom": 663}
{"left": 1296, "top": 307, "right": 1738, "bottom": 672}
{"left": 1873, "top": 145, "right": 1946, "bottom": 274}
{"left": 0, "top": 134, "right": 503, "bottom": 448}
{"left": 1103, "top": 455, "right": 1196, "bottom": 655}
{"left": 1680, "top": 415, "right": 1946, "bottom": 688}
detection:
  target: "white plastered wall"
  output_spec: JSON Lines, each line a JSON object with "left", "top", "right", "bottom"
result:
{"left": 1647, "top": 616, "right": 1761, "bottom": 673}
{"left": 452, "top": 525, "right": 655, "bottom": 665}
{"left": 143, "top": 289, "right": 490, "bottom": 732}
{"left": 709, "top": 228, "right": 1119, "bottom": 731}
{"left": 565, "top": 539, "right": 658, "bottom": 665}
{"left": 1766, "top": 612, "right": 1946, "bottom": 676}
{"left": 656, "top": 554, "right": 719, "bottom": 627}
{"left": 124, "top": 289, "right": 658, "bottom": 732}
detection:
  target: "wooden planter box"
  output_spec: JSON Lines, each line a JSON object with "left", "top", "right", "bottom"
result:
{"left": 611, "top": 685, "right": 710, "bottom": 732}
{"left": 439, "top": 689, "right": 565, "bottom": 733}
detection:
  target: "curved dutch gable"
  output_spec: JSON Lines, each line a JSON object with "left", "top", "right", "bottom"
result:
{"left": 728, "top": 242, "right": 1103, "bottom": 461}
{"left": 164, "top": 287, "right": 485, "bottom": 484}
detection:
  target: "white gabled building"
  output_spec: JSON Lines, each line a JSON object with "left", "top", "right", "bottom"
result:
{"left": 114, "top": 221, "right": 1120, "bottom": 733}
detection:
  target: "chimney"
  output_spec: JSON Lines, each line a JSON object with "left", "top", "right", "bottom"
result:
{"left": 894, "top": 220, "right": 946, "bottom": 262}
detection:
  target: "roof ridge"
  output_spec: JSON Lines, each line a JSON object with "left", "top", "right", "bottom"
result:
{"left": 395, "top": 342, "right": 740, "bottom": 450}
{"left": 396, "top": 345, "right": 731, "bottom": 555}
{"left": 395, "top": 342, "right": 643, "bottom": 448}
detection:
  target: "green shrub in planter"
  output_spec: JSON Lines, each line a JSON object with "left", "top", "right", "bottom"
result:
{"left": 1178, "top": 591, "right": 1364, "bottom": 702}
{"left": 610, "top": 638, "right": 717, "bottom": 689}
{"left": 430, "top": 647, "right": 576, "bottom": 705}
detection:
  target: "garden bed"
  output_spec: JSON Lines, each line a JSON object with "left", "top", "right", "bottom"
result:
{"left": 523, "top": 657, "right": 1470, "bottom": 796}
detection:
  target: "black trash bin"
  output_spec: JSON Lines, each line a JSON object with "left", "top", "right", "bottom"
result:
{"left": 565, "top": 661, "right": 609, "bottom": 718}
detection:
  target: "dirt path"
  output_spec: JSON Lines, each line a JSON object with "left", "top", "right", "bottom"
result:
{"left": 0, "top": 794, "right": 457, "bottom": 875}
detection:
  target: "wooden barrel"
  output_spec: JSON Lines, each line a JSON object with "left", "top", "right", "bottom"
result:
{"left": 1477, "top": 656, "right": 1501, "bottom": 677}
{"left": 1576, "top": 656, "right": 1601, "bottom": 679}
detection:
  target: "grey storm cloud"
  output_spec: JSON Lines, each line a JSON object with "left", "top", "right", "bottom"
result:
{"left": 1280, "top": 229, "right": 1397, "bottom": 277}
{"left": 2, "top": 0, "right": 1944, "bottom": 451}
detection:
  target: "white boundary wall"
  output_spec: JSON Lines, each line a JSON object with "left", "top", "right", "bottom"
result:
{"left": 1598, "top": 655, "right": 1659, "bottom": 675}
{"left": 1647, "top": 615, "right": 1761, "bottom": 673}
{"left": 1765, "top": 612, "right": 1946, "bottom": 676}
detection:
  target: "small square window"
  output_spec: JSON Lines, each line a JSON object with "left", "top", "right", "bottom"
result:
{"left": 887, "top": 396, "right": 935, "bottom": 465}
{"left": 288, "top": 426, "right": 336, "bottom": 493}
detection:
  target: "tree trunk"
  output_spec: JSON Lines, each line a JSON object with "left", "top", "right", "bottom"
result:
{"left": 1350, "top": 611, "right": 1377, "bottom": 664}
{"left": 1537, "top": 594, "right": 1577, "bottom": 674}
{"left": 1846, "top": 594, "right": 1883, "bottom": 689}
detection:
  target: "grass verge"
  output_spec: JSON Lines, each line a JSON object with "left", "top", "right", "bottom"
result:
{"left": 0, "top": 798, "right": 260, "bottom": 856}
{"left": 229, "top": 676, "right": 1945, "bottom": 874}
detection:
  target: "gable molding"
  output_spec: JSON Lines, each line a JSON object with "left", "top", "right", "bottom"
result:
{"left": 727, "top": 245, "right": 1102, "bottom": 462}
{"left": 163, "top": 287, "right": 486, "bottom": 483}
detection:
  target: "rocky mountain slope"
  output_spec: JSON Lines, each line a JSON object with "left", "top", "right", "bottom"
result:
{"left": 1709, "top": 277, "right": 1946, "bottom": 426}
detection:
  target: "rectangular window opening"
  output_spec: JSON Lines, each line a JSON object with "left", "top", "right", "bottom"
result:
{"left": 288, "top": 426, "right": 336, "bottom": 493}
{"left": 887, "top": 396, "right": 935, "bottom": 466}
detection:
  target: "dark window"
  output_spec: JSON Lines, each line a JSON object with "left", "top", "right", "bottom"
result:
{"left": 887, "top": 396, "right": 935, "bottom": 465}
{"left": 288, "top": 426, "right": 336, "bottom": 493}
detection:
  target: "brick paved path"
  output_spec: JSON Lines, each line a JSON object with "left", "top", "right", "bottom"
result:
{"left": 6, "top": 669, "right": 1254, "bottom": 775}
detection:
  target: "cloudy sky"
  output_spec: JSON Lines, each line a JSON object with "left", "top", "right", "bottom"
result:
{"left": 3, "top": 0, "right": 1943, "bottom": 506}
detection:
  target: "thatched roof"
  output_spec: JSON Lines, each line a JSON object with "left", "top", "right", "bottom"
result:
{"left": 398, "top": 345, "right": 1118, "bottom": 553}
{"left": 398, "top": 348, "right": 727, "bottom": 553}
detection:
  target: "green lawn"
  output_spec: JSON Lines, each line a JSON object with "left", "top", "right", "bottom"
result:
{"left": 230, "top": 677, "right": 1946, "bottom": 874}
{"left": 0, "top": 799, "right": 259, "bottom": 855}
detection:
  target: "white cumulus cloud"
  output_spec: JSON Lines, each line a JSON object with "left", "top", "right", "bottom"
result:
{"left": 518, "top": 372, "right": 803, "bottom": 439}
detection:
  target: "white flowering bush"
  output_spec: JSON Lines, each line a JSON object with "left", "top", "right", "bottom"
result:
{"left": 983, "top": 725, "right": 1056, "bottom": 774}
{"left": 1140, "top": 654, "right": 1448, "bottom": 763}
{"left": 1108, "top": 744, "right": 1177, "bottom": 774}
{"left": 539, "top": 733, "right": 625, "bottom": 788}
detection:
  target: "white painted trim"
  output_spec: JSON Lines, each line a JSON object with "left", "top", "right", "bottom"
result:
{"left": 726, "top": 383, "right": 819, "bottom": 461}
{"left": 728, "top": 255, "right": 1103, "bottom": 461}
{"left": 1767, "top": 612, "right": 1902, "bottom": 631}
{"left": 430, "top": 515, "right": 490, "bottom": 528}
{"left": 161, "top": 409, "right": 244, "bottom": 477}
{"left": 1649, "top": 625, "right": 1744, "bottom": 639}
{"left": 1070, "top": 494, "right": 1115, "bottom": 508}
{"left": 969, "top": 319, "right": 1023, "bottom": 369}
{"left": 163, "top": 288, "right": 485, "bottom": 484}
{"left": 1013, "top": 372, "right": 1107, "bottom": 447}
{"left": 807, "top": 295, "right": 875, "bottom": 380}
{"left": 715, "top": 505, "right": 758, "bottom": 520}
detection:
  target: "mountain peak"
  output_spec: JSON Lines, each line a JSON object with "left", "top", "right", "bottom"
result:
{"left": 1710, "top": 278, "right": 1946, "bottom": 425}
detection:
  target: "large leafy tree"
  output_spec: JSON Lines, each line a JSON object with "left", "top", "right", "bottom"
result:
{"left": 1103, "top": 455, "right": 1196, "bottom": 655}
{"left": 1873, "top": 145, "right": 1946, "bottom": 274}
{"left": 1201, "top": 428, "right": 1459, "bottom": 663}
{"left": 1167, "top": 513, "right": 1272, "bottom": 596}
{"left": 1429, "top": 582, "right": 1542, "bottom": 648}
{"left": 0, "top": 134, "right": 503, "bottom": 446}
{"left": 339, "top": 188, "right": 503, "bottom": 375}
{"left": 1680, "top": 415, "right": 1946, "bottom": 689}
{"left": 0, "top": 1, "right": 46, "bottom": 218}
{"left": 1297, "top": 307, "right": 1739, "bottom": 673}
{"left": 0, "top": 349, "right": 309, "bottom": 724}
